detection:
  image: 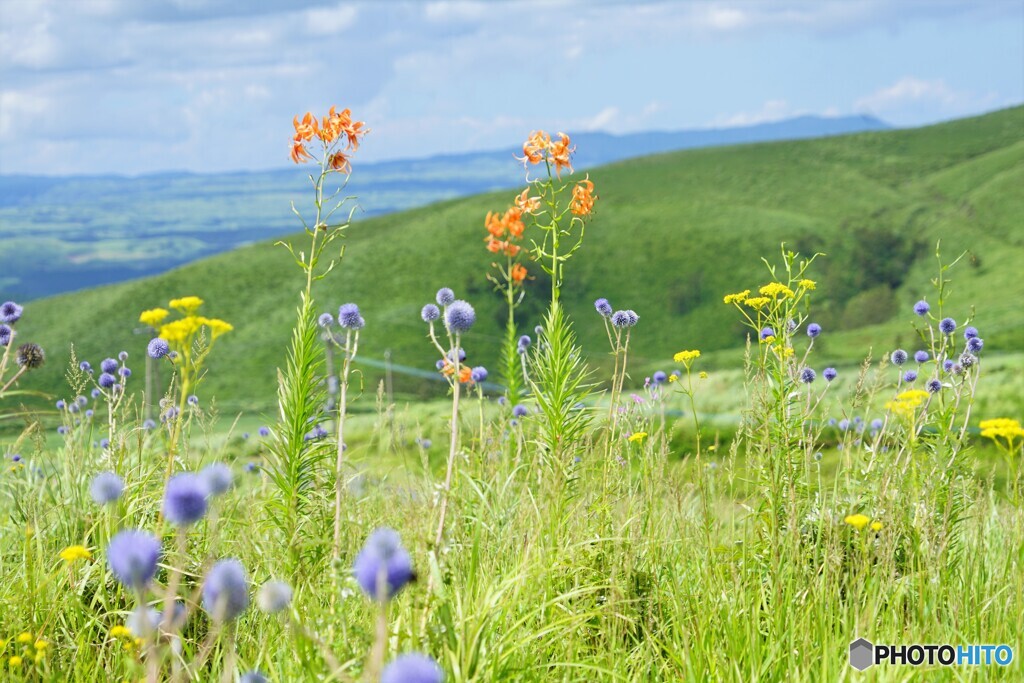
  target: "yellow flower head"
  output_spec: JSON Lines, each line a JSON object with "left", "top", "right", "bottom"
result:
{"left": 760, "top": 335, "right": 776, "bottom": 344}
{"left": 979, "top": 418, "right": 1024, "bottom": 442}
{"left": 723, "top": 289, "right": 750, "bottom": 305}
{"left": 169, "top": 296, "right": 204, "bottom": 315}
{"left": 668, "top": 374, "right": 678, "bottom": 383}
{"left": 110, "top": 626, "right": 133, "bottom": 639}
{"left": 59, "top": 545, "right": 92, "bottom": 563}
{"left": 628, "top": 431, "right": 648, "bottom": 444}
{"left": 9, "top": 655, "right": 23, "bottom": 667}
{"left": 16, "top": 633, "right": 32, "bottom": 644}
{"left": 870, "top": 521, "right": 883, "bottom": 532}
{"left": 759, "top": 282, "right": 795, "bottom": 299}
{"left": 844, "top": 514, "right": 870, "bottom": 531}
{"left": 885, "top": 389, "right": 930, "bottom": 419}
{"left": 673, "top": 350, "right": 701, "bottom": 364}
{"left": 798, "top": 279, "right": 816, "bottom": 291}
{"left": 699, "top": 371, "right": 708, "bottom": 379}
{"left": 744, "top": 296, "right": 770, "bottom": 309}
{"left": 203, "top": 317, "right": 234, "bottom": 340}
{"left": 33, "top": 640, "right": 47, "bottom": 651}
{"left": 139, "top": 308, "right": 169, "bottom": 327}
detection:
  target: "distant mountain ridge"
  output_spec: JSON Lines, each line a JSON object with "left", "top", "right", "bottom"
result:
{"left": 0, "top": 114, "right": 888, "bottom": 300}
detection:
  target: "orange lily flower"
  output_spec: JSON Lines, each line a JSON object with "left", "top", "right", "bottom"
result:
{"left": 485, "top": 211, "right": 505, "bottom": 238}
{"left": 548, "top": 132, "right": 574, "bottom": 177}
{"left": 343, "top": 117, "right": 367, "bottom": 149}
{"left": 293, "top": 112, "right": 319, "bottom": 142}
{"left": 290, "top": 139, "right": 312, "bottom": 164}
{"left": 459, "top": 366, "right": 473, "bottom": 384}
{"left": 518, "top": 130, "right": 551, "bottom": 165}
{"left": 515, "top": 188, "right": 540, "bottom": 214}
{"left": 570, "top": 177, "right": 595, "bottom": 216}
{"left": 328, "top": 151, "right": 351, "bottom": 174}
{"left": 503, "top": 207, "right": 525, "bottom": 238}
{"left": 510, "top": 263, "right": 527, "bottom": 284}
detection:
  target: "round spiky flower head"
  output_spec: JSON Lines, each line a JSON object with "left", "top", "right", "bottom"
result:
{"left": 914, "top": 350, "right": 929, "bottom": 363}
{"left": 16, "top": 343, "right": 45, "bottom": 369}
{"left": 806, "top": 323, "right": 821, "bottom": 338}
{"left": 913, "top": 300, "right": 930, "bottom": 316}
{"left": 240, "top": 671, "right": 269, "bottom": 683}
{"left": 890, "top": 349, "right": 908, "bottom": 366}
{"left": 163, "top": 473, "right": 209, "bottom": 526}
{"left": 353, "top": 528, "right": 414, "bottom": 601}
{"left": 927, "top": 379, "right": 942, "bottom": 393}
{"left": 594, "top": 298, "right": 612, "bottom": 317}
{"left": 823, "top": 367, "right": 837, "bottom": 382}
{"left": 760, "top": 327, "right": 775, "bottom": 340}
{"left": 257, "top": 580, "right": 293, "bottom": 613}
{"left": 338, "top": 303, "right": 365, "bottom": 330}
{"left": 0, "top": 324, "right": 11, "bottom": 347}
{"left": 512, "top": 404, "right": 528, "bottom": 418}
{"left": 652, "top": 370, "right": 667, "bottom": 384}
{"left": 0, "top": 301, "right": 23, "bottom": 324}
{"left": 382, "top": 654, "right": 445, "bottom": 683}
{"left": 200, "top": 463, "right": 233, "bottom": 496}
{"left": 101, "top": 358, "right": 119, "bottom": 373}
{"left": 90, "top": 471, "right": 124, "bottom": 505}
{"left": 959, "top": 352, "right": 977, "bottom": 368}
{"left": 903, "top": 370, "right": 918, "bottom": 383}
{"left": 202, "top": 559, "right": 250, "bottom": 622}
{"left": 517, "top": 335, "right": 531, "bottom": 350}
{"left": 421, "top": 304, "right": 440, "bottom": 322}
{"left": 611, "top": 310, "right": 637, "bottom": 328}
{"left": 470, "top": 366, "right": 488, "bottom": 383}
{"left": 79, "top": 360, "right": 92, "bottom": 373}
{"left": 436, "top": 287, "right": 455, "bottom": 307}
{"left": 444, "top": 300, "right": 476, "bottom": 334}
{"left": 963, "top": 326, "right": 979, "bottom": 340}
{"left": 107, "top": 530, "right": 161, "bottom": 589}
{"left": 800, "top": 368, "right": 816, "bottom": 384}
{"left": 98, "top": 372, "right": 117, "bottom": 388}
{"left": 943, "top": 359, "right": 954, "bottom": 372}
{"left": 939, "top": 317, "right": 956, "bottom": 335}
{"left": 318, "top": 313, "right": 334, "bottom": 328}
{"left": 967, "top": 337, "right": 984, "bottom": 353}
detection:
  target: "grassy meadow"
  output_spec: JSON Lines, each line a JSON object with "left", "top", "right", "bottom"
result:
{"left": 1, "top": 106, "right": 1023, "bottom": 681}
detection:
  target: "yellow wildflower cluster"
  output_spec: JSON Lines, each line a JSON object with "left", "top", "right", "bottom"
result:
{"left": 2, "top": 632, "right": 48, "bottom": 667}
{"left": 169, "top": 296, "right": 205, "bottom": 315}
{"left": 744, "top": 296, "right": 770, "bottom": 309}
{"left": 980, "top": 418, "right": 1024, "bottom": 443}
{"left": 628, "top": 432, "right": 648, "bottom": 444}
{"left": 723, "top": 290, "right": 750, "bottom": 304}
{"left": 139, "top": 308, "right": 169, "bottom": 327}
{"left": 885, "top": 389, "right": 930, "bottom": 419}
{"left": 59, "top": 545, "right": 92, "bottom": 563}
{"left": 844, "top": 514, "right": 883, "bottom": 532}
{"left": 109, "top": 625, "right": 141, "bottom": 651}
{"left": 798, "top": 279, "right": 816, "bottom": 290}
{"left": 673, "top": 350, "right": 701, "bottom": 363}
{"left": 758, "top": 282, "right": 795, "bottom": 299}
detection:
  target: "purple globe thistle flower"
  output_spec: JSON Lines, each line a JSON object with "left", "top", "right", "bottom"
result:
{"left": 10, "top": 454, "right": 21, "bottom": 462}
{"left": 303, "top": 424, "right": 329, "bottom": 441}
{"left": 382, "top": 654, "right": 444, "bottom": 683}
{"left": 838, "top": 419, "right": 850, "bottom": 432}
{"left": 126, "top": 607, "right": 160, "bottom": 637}
{"left": 107, "top": 530, "right": 161, "bottom": 589}
{"left": 318, "top": 312, "right": 334, "bottom": 328}
{"left": 435, "top": 359, "right": 446, "bottom": 372}
{"left": 653, "top": 370, "right": 667, "bottom": 384}
{"left": 76, "top": 395, "right": 87, "bottom": 406}
{"left": 240, "top": 672, "right": 269, "bottom": 683}
{"left": 90, "top": 471, "right": 124, "bottom": 505}
{"left": 99, "top": 437, "right": 110, "bottom": 449}
{"left": 245, "top": 462, "right": 260, "bottom": 474}
{"left": 119, "top": 367, "right": 132, "bottom": 378}
{"left": 760, "top": 327, "right": 775, "bottom": 340}
{"left": 939, "top": 317, "right": 956, "bottom": 335}
{"left": 942, "top": 359, "right": 954, "bottom": 373}
{"left": 903, "top": 370, "right": 918, "bottom": 383}
{"left": 257, "top": 580, "right": 293, "bottom": 614}
{"left": 963, "top": 326, "right": 979, "bottom": 340}
{"left": 57, "top": 425, "right": 68, "bottom": 435}
{"left": 200, "top": 463, "right": 233, "bottom": 496}
{"left": 147, "top": 339, "right": 168, "bottom": 360}
{"left": 202, "top": 559, "right": 250, "bottom": 622}
{"left": 951, "top": 363, "right": 963, "bottom": 375}
{"left": 85, "top": 409, "right": 94, "bottom": 419}
{"left": 509, "top": 419, "right": 519, "bottom": 427}
{"left": 56, "top": 399, "right": 66, "bottom": 410}
{"left": 163, "top": 473, "right": 209, "bottom": 526}
{"left": 967, "top": 337, "right": 984, "bottom": 353}
{"left": 118, "top": 351, "right": 128, "bottom": 361}
{"left": 806, "top": 323, "right": 821, "bottom": 338}
{"left": 611, "top": 310, "right": 632, "bottom": 328}
{"left": 625, "top": 310, "right": 639, "bottom": 326}
{"left": 534, "top": 325, "right": 544, "bottom": 336}
{"left": 187, "top": 395, "right": 199, "bottom": 406}
{"left": 436, "top": 287, "right": 455, "bottom": 306}
{"left": 444, "top": 300, "right": 476, "bottom": 333}
{"left": 16, "top": 343, "right": 44, "bottom": 369}
{"left": 914, "top": 350, "right": 929, "bottom": 363}
{"left": 98, "top": 372, "right": 117, "bottom": 388}
{"left": 421, "top": 304, "right": 440, "bottom": 322}
{"left": 338, "top": 303, "right": 365, "bottom": 330}
{"left": 168, "top": 351, "right": 178, "bottom": 360}
{"left": 0, "top": 324, "right": 11, "bottom": 347}
{"left": 890, "top": 349, "right": 908, "bottom": 366}
{"left": 0, "top": 301, "right": 23, "bottom": 324}
{"left": 353, "top": 528, "right": 414, "bottom": 601}
{"left": 420, "top": 439, "right": 432, "bottom": 449}
{"left": 518, "top": 335, "right": 531, "bottom": 350}
{"left": 446, "top": 347, "right": 467, "bottom": 363}
{"left": 258, "top": 426, "right": 270, "bottom": 437}
{"left": 142, "top": 418, "right": 156, "bottom": 430}
{"left": 470, "top": 366, "right": 488, "bottom": 383}
{"left": 823, "top": 367, "right": 837, "bottom": 382}
{"left": 69, "top": 403, "right": 80, "bottom": 414}
{"left": 959, "top": 352, "right": 976, "bottom": 368}
{"left": 101, "top": 358, "right": 118, "bottom": 373}
{"left": 800, "top": 368, "right": 816, "bottom": 384}
{"left": 79, "top": 360, "right": 92, "bottom": 373}
{"left": 594, "top": 298, "right": 612, "bottom": 317}
{"left": 512, "top": 404, "right": 528, "bottom": 418}
{"left": 927, "top": 379, "right": 942, "bottom": 393}
{"left": 91, "top": 388, "right": 101, "bottom": 398}
{"left": 870, "top": 418, "right": 883, "bottom": 430}
{"left": 913, "top": 300, "right": 930, "bottom": 316}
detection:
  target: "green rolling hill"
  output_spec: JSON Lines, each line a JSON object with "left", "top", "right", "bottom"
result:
{"left": 10, "top": 106, "right": 1024, "bottom": 412}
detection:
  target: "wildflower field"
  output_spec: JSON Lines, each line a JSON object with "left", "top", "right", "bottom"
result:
{"left": 1, "top": 103, "right": 1023, "bottom": 682}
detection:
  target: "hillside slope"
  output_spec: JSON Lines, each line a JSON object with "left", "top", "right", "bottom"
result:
{"left": 12, "top": 106, "right": 1023, "bottom": 411}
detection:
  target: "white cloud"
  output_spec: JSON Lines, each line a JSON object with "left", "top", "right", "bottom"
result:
{"left": 580, "top": 107, "right": 620, "bottom": 131}
{"left": 0, "top": 91, "right": 50, "bottom": 139}
{"left": 854, "top": 77, "right": 962, "bottom": 112}
{"left": 711, "top": 99, "right": 802, "bottom": 127}
{"left": 305, "top": 3, "right": 358, "bottom": 35}
{"left": 424, "top": 1, "right": 486, "bottom": 24}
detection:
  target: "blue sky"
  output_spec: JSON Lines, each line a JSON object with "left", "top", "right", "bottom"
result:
{"left": 0, "top": 0, "right": 1020, "bottom": 176}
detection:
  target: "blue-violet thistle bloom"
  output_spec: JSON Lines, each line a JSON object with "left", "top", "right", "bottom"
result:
{"left": 0, "top": 301, "right": 23, "bottom": 324}
{"left": 914, "top": 350, "right": 929, "bottom": 363}
{"left": 202, "top": 559, "right": 250, "bottom": 622}
{"left": 436, "top": 287, "right": 455, "bottom": 306}
{"left": 240, "top": 671, "right": 269, "bottom": 683}
{"left": 79, "top": 360, "right": 92, "bottom": 372}
{"left": 760, "top": 327, "right": 775, "bottom": 340}
{"left": 512, "top": 404, "right": 528, "bottom": 418}
{"left": 652, "top": 370, "right": 667, "bottom": 384}
{"left": 444, "top": 300, "right": 476, "bottom": 333}
{"left": 823, "top": 367, "right": 837, "bottom": 381}
{"left": 967, "top": 337, "right": 983, "bottom": 353}
{"left": 421, "top": 304, "right": 440, "bottom": 322}
{"left": 470, "top": 366, "right": 488, "bottom": 383}
{"left": 963, "top": 326, "right": 979, "bottom": 339}
{"left": 200, "top": 463, "right": 233, "bottom": 496}
{"left": 806, "top": 323, "right": 821, "bottom": 338}
{"left": 594, "top": 298, "right": 612, "bottom": 317}
{"left": 163, "top": 473, "right": 209, "bottom": 526}
{"left": 101, "top": 358, "right": 118, "bottom": 373}
{"left": 903, "top": 370, "right": 918, "bottom": 383}
{"left": 98, "top": 372, "right": 117, "bottom": 389}
{"left": 107, "top": 530, "right": 161, "bottom": 589}
{"left": 257, "top": 580, "right": 293, "bottom": 613}
{"left": 90, "top": 472, "right": 124, "bottom": 505}
{"left": 353, "top": 528, "right": 414, "bottom": 601}
{"left": 800, "top": 368, "right": 816, "bottom": 384}
{"left": 890, "top": 349, "right": 908, "bottom": 366}
{"left": 318, "top": 312, "right": 334, "bottom": 328}
{"left": 939, "top": 317, "right": 956, "bottom": 335}
{"left": 338, "top": 303, "right": 365, "bottom": 330}
{"left": 381, "top": 654, "right": 445, "bottom": 683}
{"left": 913, "top": 300, "right": 930, "bottom": 316}
{"left": 927, "top": 379, "right": 942, "bottom": 393}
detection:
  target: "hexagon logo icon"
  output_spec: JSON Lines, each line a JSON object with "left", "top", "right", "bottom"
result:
{"left": 849, "top": 638, "right": 874, "bottom": 671}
